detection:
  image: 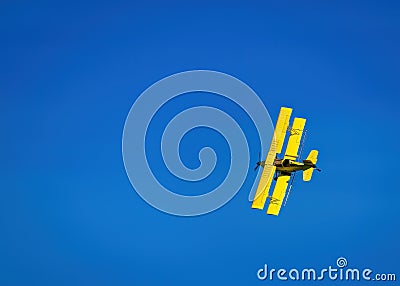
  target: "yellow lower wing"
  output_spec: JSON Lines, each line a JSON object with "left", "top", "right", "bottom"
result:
{"left": 284, "top": 118, "right": 306, "bottom": 160}
{"left": 266, "top": 174, "right": 291, "bottom": 216}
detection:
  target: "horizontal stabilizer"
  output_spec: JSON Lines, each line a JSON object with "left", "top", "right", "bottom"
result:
{"left": 306, "top": 150, "right": 318, "bottom": 164}
{"left": 303, "top": 168, "right": 314, "bottom": 182}
{"left": 303, "top": 150, "right": 318, "bottom": 181}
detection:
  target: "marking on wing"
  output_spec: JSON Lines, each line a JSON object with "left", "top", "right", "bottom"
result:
{"left": 266, "top": 174, "right": 290, "bottom": 216}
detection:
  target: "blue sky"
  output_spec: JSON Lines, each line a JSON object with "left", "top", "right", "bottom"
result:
{"left": 1, "top": 1, "right": 399, "bottom": 285}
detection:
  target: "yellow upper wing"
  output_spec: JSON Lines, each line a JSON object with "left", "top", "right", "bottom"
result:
{"left": 251, "top": 107, "right": 292, "bottom": 209}
{"left": 274, "top": 107, "right": 293, "bottom": 155}
{"left": 251, "top": 165, "right": 275, "bottom": 209}
{"left": 266, "top": 174, "right": 291, "bottom": 216}
{"left": 284, "top": 117, "right": 306, "bottom": 160}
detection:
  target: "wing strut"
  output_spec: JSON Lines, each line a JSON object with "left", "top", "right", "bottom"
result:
{"left": 284, "top": 129, "right": 307, "bottom": 206}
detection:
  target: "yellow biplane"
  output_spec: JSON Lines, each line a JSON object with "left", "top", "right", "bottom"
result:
{"left": 251, "top": 107, "right": 320, "bottom": 216}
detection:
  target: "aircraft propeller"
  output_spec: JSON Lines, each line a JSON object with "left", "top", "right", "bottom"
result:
{"left": 254, "top": 152, "right": 261, "bottom": 171}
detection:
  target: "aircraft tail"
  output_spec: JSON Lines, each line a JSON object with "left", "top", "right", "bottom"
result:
{"left": 303, "top": 150, "right": 318, "bottom": 182}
